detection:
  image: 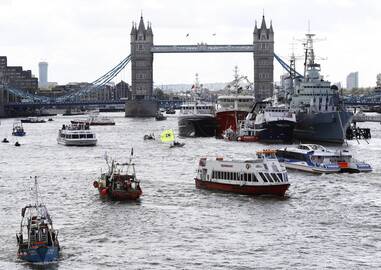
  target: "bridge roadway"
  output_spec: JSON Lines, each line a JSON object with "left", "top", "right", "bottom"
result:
{"left": 151, "top": 44, "right": 255, "bottom": 53}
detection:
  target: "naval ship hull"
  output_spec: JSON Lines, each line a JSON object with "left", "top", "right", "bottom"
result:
{"left": 293, "top": 111, "right": 353, "bottom": 144}
{"left": 178, "top": 115, "right": 218, "bottom": 137}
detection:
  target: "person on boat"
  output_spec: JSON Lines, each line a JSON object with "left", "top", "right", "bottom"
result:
{"left": 62, "top": 124, "right": 66, "bottom": 130}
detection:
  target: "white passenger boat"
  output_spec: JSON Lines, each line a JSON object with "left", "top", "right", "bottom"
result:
{"left": 195, "top": 150, "right": 290, "bottom": 196}
{"left": 275, "top": 144, "right": 341, "bottom": 174}
{"left": 71, "top": 114, "right": 115, "bottom": 126}
{"left": 57, "top": 123, "right": 97, "bottom": 146}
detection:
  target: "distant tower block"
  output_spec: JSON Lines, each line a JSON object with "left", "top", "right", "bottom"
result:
{"left": 125, "top": 15, "right": 158, "bottom": 117}
{"left": 253, "top": 16, "right": 274, "bottom": 101}
{"left": 38, "top": 62, "right": 48, "bottom": 88}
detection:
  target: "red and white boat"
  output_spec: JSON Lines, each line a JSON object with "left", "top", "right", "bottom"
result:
{"left": 215, "top": 66, "right": 255, "bottom": 138}
{"left": 195, "top": 150, "right": 290, "bottom": 196}
{"left": 93, "top": 150, "right": 142, "bottom": 201}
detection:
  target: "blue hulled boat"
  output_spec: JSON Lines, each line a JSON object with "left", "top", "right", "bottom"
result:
{"left": 12, "top": 121, "right": 26, "bottom": 136}
{"left": 16, "top": 177, "right": 60, "bottom": 263}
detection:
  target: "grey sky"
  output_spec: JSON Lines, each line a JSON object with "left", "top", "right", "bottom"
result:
{"left": 0, "top": 0, "right": 380, "bottom": 87}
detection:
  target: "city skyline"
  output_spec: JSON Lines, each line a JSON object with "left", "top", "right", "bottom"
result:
{"left": 0, "top": 0, "right": 380, "bottom": 87}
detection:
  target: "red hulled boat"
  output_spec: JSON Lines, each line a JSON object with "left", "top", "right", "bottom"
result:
{"left": 195, "top": 150, "right": 290, "bottom": 196}
{"left": 215, "top": 67, "right": 255, "bottom": 138}
{"left": 93, "top": 149, "right": 142, "bottom": 201}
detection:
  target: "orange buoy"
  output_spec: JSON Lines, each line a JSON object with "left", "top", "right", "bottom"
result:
{"left": 93, "top": 181, "right": 99, "bottom": 188}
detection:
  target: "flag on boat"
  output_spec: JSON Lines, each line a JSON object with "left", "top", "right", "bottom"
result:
{"left": 161, "top": 129, "right": 175, "bottom": 143}
{"left": 131, "top": 148, "right": 133, "bottom": 156}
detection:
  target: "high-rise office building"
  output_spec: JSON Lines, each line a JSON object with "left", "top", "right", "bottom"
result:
{"left": 38, "top": 61, "right": 48, "bottom": 88}
{"left": 346, "top": 72, "right": 359, "bottom": 90}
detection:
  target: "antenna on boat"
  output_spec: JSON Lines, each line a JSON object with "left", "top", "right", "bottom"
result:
{"left": 32, "top": 176, "right": 39, "bottom": 206}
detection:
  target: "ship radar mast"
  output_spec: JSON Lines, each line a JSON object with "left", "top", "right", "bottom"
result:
{"left": 303, "top": 33, "right": 321, "bottom": 81}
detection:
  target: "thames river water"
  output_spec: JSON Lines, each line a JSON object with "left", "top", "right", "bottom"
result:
{"left": 0, "top": 112, "right": 380, "bottom": 269}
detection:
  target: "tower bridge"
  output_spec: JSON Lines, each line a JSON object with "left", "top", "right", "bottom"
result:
{"left": 1, "top": 14, "right": 302, "bottom": 118}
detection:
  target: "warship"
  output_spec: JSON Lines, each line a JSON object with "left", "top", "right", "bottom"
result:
{"left": 285, "top": 33, "right": 353, "bottom": 144}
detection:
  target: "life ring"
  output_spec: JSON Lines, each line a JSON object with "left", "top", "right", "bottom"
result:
{"left": 246, "top": 164, "right": 251, "bottom": 170}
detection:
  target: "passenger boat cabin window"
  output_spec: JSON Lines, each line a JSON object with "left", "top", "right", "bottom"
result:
{"left": 264, "top": 173, "right": 273, "bottom": 182}
{"left": 271, "top": 173, "right": 280, "bottom": 182}
{"left": 259, "top": 172, "right": 267, "bottom": 182}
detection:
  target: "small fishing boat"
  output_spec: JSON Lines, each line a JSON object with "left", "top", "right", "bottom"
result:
{"left": 195, "top": 150, "right": 290, "bottom": 196}
{"left": 93, "top": 149, "right": 142, "bottom": 201}
{"left": 2, "top": 138, "right": 9, "bottom": 143}
{"left": 16, "top": 177, "right": 60, "bottom": 263}
{"left": 21, "top": 117, "right": 46, "bottom": 123}
{"left": 12, "top": 122, "right": 26, "bottom": 136}
{"left": 161, "top": 129, "right": 185, "bottom": 148}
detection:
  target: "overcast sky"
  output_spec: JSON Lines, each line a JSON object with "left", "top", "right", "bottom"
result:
{"left": 0, "top": 0, "right": 380, "bottom": 87}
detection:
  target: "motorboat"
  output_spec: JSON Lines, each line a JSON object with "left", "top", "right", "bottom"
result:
{"left": 195, "top": 150, "right": 290, "bottom": 196}
{"left": 144, "top": 134, "right": 155, "bottom": 140}
{"left": 155, "top": 111, "right": 167, "bottom": 121}
{"left": 12, "top": 122, "right": 26, "bottom": 136}
{"left": 275, "top": 144, "right": 341, "bottom": 174}
{"left": 161, "top": 129, "right": 185, "bottom": 148}
{"left": 57, "top": 123, "right": 97, "bottom": 146}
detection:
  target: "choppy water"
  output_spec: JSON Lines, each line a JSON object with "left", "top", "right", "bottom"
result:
{"left": 0, "top": 112, "right": 380, "bottom": 269}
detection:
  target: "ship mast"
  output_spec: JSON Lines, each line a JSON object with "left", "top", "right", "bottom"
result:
{"left": 33, "top": 176, "right": 39, "bottom": 206}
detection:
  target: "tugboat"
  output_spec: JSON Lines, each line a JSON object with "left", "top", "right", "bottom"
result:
{"left": 16, "top": 176, "right": 60, "bottom": 263}
{"left": 195, "top": 150, "right": 290, "bottom": 196}
{"left": 12, "top": 121, "right": 26, "bottom": 136}
{"left": 93, "top": 149, "right": 142, "bottom": 201}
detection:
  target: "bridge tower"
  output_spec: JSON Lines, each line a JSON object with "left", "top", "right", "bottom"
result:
{"left": 125, "top": 15, "right": 158, "bottom": 117}
{"left": 253, "top": 16, "right": 274, "bottom": 101}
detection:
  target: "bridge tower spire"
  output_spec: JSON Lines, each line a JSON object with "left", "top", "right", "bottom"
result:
{"left": 253, "top": 15, "right": 274, "bottom": 101}
{"left": 126, "top": 15, "right": 157, "bottom": 117}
